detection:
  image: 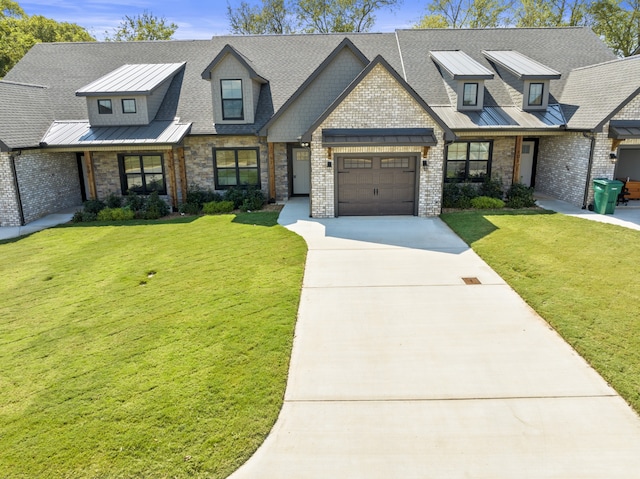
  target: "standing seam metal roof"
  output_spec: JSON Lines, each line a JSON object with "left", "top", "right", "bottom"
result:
{"left": 429, "top": 51, "right": 494, "bottom": 80}
{"left": 75, "top": 63, "right": 186, "bottom": 96}
{"left": 482, "top": 50, "right": 561, "bottom": 79}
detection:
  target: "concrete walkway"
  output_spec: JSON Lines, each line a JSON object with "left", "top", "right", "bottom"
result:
{"left": 229, "top": 197, "right": 640, "bottom": 479}
{"left": 0, "top": 206, "right": 80, "bottom": 241}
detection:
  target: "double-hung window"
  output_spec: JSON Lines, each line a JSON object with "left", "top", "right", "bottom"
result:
{"left": 221, "top": 79, "right": 243, "bottom": 120}
{"left": 528, "top": 82, "right": 544, "bottom": 106}
{"left": 462, "top": 83, "right": 478, "bottom": 107}
{"left": 445, "top": 141, "right": 492, "bottom": 182}
{"left": 119, "top": 154, "right": 166, "bottom": 194}
{"left": 214, "top": 148, "right": 260, "bottom": 189}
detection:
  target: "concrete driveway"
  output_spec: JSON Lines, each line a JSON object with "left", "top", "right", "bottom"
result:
{"left": 230, "top": 197, "right": 640, "bottom": 478}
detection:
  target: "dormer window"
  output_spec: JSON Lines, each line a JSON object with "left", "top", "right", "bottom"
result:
{"left": 482, "top": 51, "right": 560, "bottom": 112}
{"left": 462, "top": 83, "right": 479, "bottom": 107}
{"left": 527, "top": 83, "right": 544, "bottom": 106}
{"left": 221, "top": 79, "right": 244, "bottom": 120}
{"left": 429, "top": 51, "right": 494, "bottom": 112}
{"left": 97, "top": 99, "right": 112, "bottom": 114}
{"left": 122, "top": 99, "right": 137, "bottom": 114}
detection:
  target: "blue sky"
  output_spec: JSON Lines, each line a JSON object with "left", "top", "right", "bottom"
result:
{"left": 20, "top": 0, "right": 427, "bottom": 40}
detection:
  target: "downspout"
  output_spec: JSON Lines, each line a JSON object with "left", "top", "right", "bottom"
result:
{"left": 9, "top": 153, "right": 25, "bottom": 226}
{"left": 582, "top": 132, "right": 596, "bottom": 210}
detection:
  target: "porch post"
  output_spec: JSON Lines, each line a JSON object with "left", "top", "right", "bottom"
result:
{"left": 166, "top": 148, "right": 178, "bottom": 210}
{"left": 512, "top": 136, "right": 523, "bottom": 184}
{"left": 268, "top": 142, "right": 276, "bottom": 202}
{"left": 83, "top": 150, "right": 97, "bottom": 199}
{"left": 177, "top": 147, "right": 188, "bottom": 203}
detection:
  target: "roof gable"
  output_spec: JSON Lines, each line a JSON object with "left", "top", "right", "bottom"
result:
{"left": 201, "top": 44, "right": 267, "bottom": 83}
{"left": 561, "top": 56, "right": 640, "bottom": 130}
{"left": 0, "top": 81, "right": 51, "bottom": 150}
{"left": 260, "top": 37, "right": 369, "bottom": 137}
{"left": 301, "top": 55, "right": 455, "bottom": 142}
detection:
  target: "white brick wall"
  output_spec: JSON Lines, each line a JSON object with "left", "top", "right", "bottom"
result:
{"left": 308, "top": 63, "right": 446, "bottom": 218}
{"left": 0, "top": 152, "right": 21, "bottom": 227}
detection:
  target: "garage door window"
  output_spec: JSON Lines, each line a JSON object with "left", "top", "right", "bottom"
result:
{"left": 381, "top": 157, "right": 410, "bottom": 168}
{"left": 344, "top": 158, "right": 372, "bottom": 169}
{"left": 445, "top": 141, "right": 492, "bottom": 182}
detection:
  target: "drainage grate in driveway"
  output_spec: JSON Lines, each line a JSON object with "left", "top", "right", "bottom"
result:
{"left": 462, "top": 277, "right": 481, "bottom": 285}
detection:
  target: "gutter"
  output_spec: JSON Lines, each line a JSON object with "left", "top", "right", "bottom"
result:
{"left": 9, "top": 153, "right": 25, "bottom": 226}
{"left": 582, "top": 132, "right": 596, "bottom": 209}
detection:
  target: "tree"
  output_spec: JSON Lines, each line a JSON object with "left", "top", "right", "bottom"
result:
{"left": 416, "top": 0, "right": 511, "bottom": 28}
{"left": 104, "top": 10, "right": 178, "bottom": 41}
{"left": 0, "top": 0, "right": 24, "bottom": 19}
{"left": 227, "top": 0, "right": 294, "bottom": 34}
{"left": 227, "top": 0, "right": 400, "bottom": 34}
{"left": 0, "top": 3, "right": 94, "bottom": 77}
{"left": 515, "top": 0, "right": 591, "bottom": 27}
{"left": 590, "top": 0, "right": 640, "bottom": 56}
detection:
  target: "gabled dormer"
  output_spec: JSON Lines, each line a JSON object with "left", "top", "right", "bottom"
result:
{"left": 430, "top": 50, "right": 494, "bottom": 112}
{"left": 482, "top": 50, "right": 560, "bottom": 112}
{"left": 201, "top": 45, "right": 268, "bottom": 125}
{"left": 75, "top": 63, "right": 185, "bottom": 127}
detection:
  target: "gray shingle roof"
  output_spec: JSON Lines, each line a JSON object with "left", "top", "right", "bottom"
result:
{"left": 0, "top": 28, "right": 623, "bottom": 148}
{"left": 395, "top": 28, "right": 615, "bottom": 107}
{"left": 0, "top": 81, "right": 52, "bottom": 150}
{"left": 560, "top": 56, "right": 640, "bottom": 130}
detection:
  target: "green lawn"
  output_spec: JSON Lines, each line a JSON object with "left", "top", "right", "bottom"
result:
{"left": 441, "top": 209, "right": 640, "bottom": 413}
{"left": 0, "top": 212, "right": 306, "bottom": 478}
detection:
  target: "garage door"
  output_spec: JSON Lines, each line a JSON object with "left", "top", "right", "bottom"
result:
{"left": 337, "top": 156, "right": 416, "bottom": 216}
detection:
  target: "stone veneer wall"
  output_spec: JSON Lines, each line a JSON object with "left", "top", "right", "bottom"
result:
{"left": 183, "top": 136, "right": 272, "bottom": 198}
{"left": 0, "top": 151, "right": 21, "bottom": 226}
{"left": 536, "top": 133, "right": 592, "bottom": 207}
{"left": 309, "top": 63, "right": 446, "bottom": 217}
{"left": 0, "top": 150, "right": 81, "bottom": 226}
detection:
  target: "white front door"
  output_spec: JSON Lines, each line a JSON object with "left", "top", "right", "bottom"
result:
{"left": 520, "top": 140, "right": 535, "bottom": 186}
{"left": 292, "top": 148, "right": 310, "bottom": 195}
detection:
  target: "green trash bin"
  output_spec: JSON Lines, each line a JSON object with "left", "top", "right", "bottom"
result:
{"left": 593, "top": 178, "right": 624, "bottom": 214}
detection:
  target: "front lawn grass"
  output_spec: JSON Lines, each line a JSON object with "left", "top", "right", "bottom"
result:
{"left": 0, "top": 212, "right": 306, "bottom": 478}
{"left": 441, "top": 209, "right": 640, "bottom": 413}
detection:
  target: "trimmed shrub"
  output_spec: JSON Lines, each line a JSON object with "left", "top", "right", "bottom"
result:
{"left": 186, "top": 185, "right": 222, "bottom": 208}
{"left": 442, "top": 182, "right": 481, "bottom": 209}
{"left": 506, "top": 183, "right": 536, "bottom": 208}
{"left": 83, "top": 199, "right": 106, "bottom": 215}
{"left": 71, "top": 210, "right": 84, "bottom": 223}
{"left": 143, "top": 191, "right": 170, "bottom": 220}
{"left": 471, "top": 196, "right": 505, "bottom": 209}
{"left": 179, "top": 202, "right": 201, "bottom": 215}
{"left": 479, "top": 177, "right": 504, "bottom": 199}
{"left": 105, "top": 193, "right": 123, "bottom": 209}
{"left": 202, "top": 200, "right": 234, "bottom": 215}
{"left": 224, "top": 186, "right": 266, "bottom": 210}
{"left": 123, "top": 191, "right": 145, "bottom": 212}
{"left": 97, "top": 207, "right": 135, "bottom": 221}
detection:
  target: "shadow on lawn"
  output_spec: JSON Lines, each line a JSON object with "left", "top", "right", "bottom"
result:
{"left": 441, "top": 208, "right": 557, "bottom": 245}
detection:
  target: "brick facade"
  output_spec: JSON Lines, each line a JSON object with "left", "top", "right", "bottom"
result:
{"left": 0, "top": 150, "right": 82, "bottom": 226}
{"left": 309, "top": 63, "right": 446, "bottom": 217}
{"left": 0, "top": 152, "right": 21, "bottom": 226}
